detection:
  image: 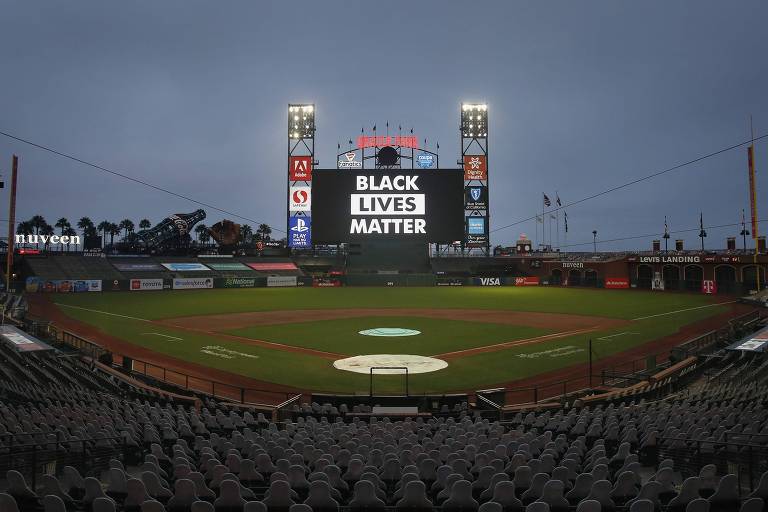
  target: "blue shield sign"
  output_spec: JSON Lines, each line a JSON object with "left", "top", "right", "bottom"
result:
{"left": 288, "top": 217, "right": 312, "bottom": 248}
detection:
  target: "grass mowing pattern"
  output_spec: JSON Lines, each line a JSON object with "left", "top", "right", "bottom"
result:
{"left": 53, "top": 287, "right": 727, "bottom": 393}
{"left": 228, "top": 316, "right": 550, "bottom": 356}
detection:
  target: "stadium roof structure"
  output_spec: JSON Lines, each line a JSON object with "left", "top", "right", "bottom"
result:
{"left": 727, "top": 325, "right": 768, "bottom": 353}
{"left": 0, "top": 325, "right": 54, "bottom": 353}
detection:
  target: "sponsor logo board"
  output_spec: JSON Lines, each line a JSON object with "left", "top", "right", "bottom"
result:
{"left": 477, "top": 277, "right": 502, "bottom": 286}
{"left": 416, "top": 154, "right": 434, "bottom": 168}
{"left": 463, "top": 155, "right": 487, "bottom": 180}
{"left": 514, "top": 276, "right": 540, "bottom": 286}
{"left": 267, "top": 276, "right": 297, "bottom": 287}
{"left": 218, "top": 277, "right": 258, "bottom": 288}
{"left": 288, "top": 217, "right": 311, "bottom": 248}
{"left": 173, "top": 278, "right": 214, "bottom": 290}
{"left": 702, "top": 279, "right": 717, "bottom": 294}
{"left": 289, "top": 186, "right": 311, "bottom": 212}
{"left": 338, "top": 152, "right": 362, "bottom": 168}
{"left": 289, "top": 156, "right": 312, "bottom": 181}
{"left": 130, "top": 279, "right": 164, "bottom": 291}
{"left": 465, "top": 186, "right": 488, "bottom": 210}
{"left": 604, "top": 277, "right": 630, "bottom": 289}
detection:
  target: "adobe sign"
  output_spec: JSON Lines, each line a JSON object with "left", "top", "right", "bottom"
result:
{"left": 289, "top": 156, "right": 312, "bottom": 181}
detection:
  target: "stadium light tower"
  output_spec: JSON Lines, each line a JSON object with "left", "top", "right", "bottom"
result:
{"left": 287, "top": 104, "right": 316, "bottom": 251}
{"left": 461, "top": 103, "right": 490, "bottom": 256}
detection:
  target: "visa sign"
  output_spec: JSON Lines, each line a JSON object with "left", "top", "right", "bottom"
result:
{"left": 288, "top": 217, "right": 312, "bottom": 247}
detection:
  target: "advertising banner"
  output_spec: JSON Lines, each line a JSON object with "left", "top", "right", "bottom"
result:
{"left": 290, "top": 186, "right": 312, "bottom": 212}
{"left": 604, "top": 277, "right": 630, "bottom": 289}
{"left": 466, "top": 216, "right": 488, "bottom": 247}
{"left": 465, "top": 186, "right": 488, "bottom": 210}
{"left": 113, "top": 262, "right": 164, "bottom": 272}
{"left": 207, "top": 262, "right": 251, "bottom": 271}
{"left": 288, "top": 217, "right": 312, "bottom": 248}
{"left": 25, "top": 277, "right": 102, "bottom": 293}
{"left": 311, "top": 169, "right": 464, "bottom": 243}
{"left": 513, "top": 276, "right": 540, "bottom": 286}
{"left": 312, "top": 278, "right": 342, "bottom": 287}
{"left": 161, "top": 263, "right": 210, "bottom": 272}
{"left": 130, "top": 278, "right": 165, "bottom": 291}
{"left": 463, "top": 155, "right": 487, "bottom": 180}
{"left": 173, "top": 277, "right": 214, "bottom": 290}
{"left": 701, "top": 279, "right": 717, "bottom": 294}
{"left": 436, "top": 278, "right": 465, "bottom": 286}
{"left": 246, "top": 262, "right": 298, "bottom": 271}
{"left": 216, "top": 277, "right": 260, "bottom": 288}
{"left": 267, "top": 276, "right": 297, "bottom": 287}
{"left": 475, "top": 277, "right": 502, "bottom": 286}
{"left": 289, "top": 156, "right": 312, "bottom": 181}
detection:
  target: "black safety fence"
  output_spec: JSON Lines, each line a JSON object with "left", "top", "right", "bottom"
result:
{"left": 0, "top": 434, "right": 140, "bottom": 489}
{"left": 655, "top": 434, "right": 768, "bottom": 494}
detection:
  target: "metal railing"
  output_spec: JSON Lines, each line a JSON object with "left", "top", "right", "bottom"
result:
{"left": 57, "top": 330, "right": 296, "bottom": 407}
{"left": 0, "top": 433, "right": 139, "bottom": 489}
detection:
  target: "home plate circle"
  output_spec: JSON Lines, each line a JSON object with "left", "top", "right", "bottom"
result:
{"left": 333, "top": 354, "right": 448, "bottom": 374}
{"left": 359, "top": 328, "right": 421, "bottom": 337}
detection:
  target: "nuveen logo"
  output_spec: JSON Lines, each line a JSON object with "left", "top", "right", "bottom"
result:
{"left": 15, "top": 234, "right": 81, "bottom": 246}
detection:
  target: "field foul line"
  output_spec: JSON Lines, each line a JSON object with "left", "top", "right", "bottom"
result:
{"left": 432, "top": 327, "right": 599, "bottom": 359}
{"left": 54, "top": 303, "right": 150, "bottom": 322}
{"left": 632, "top": 301, "right": 737, "bottom": 321}
{"left": 596, "top": 332, "right": 640, "bottom": 341}
{"left": 141, "top": 332, "right": 183, "bottom": 341}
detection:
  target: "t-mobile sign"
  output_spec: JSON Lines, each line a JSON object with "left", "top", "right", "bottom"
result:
{"left": 311, "top": 169, "right": 464, "bottom": 243}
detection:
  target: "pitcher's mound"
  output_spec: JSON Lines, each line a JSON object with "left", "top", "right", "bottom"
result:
{"left": 333, "top": 354, "right": 448, "bottom": 374}
{"left": 358, "top": 328, "right": 421, "bottom": 337}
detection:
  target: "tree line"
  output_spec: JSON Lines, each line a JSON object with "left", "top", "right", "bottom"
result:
{"left": 14, "top": 215, "right": 273, "bottom": 250}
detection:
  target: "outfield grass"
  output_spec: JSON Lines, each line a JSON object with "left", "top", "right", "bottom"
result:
{"left": 52, "top": 286, "right": 719, "bottom": 320}
{"left": 52, "top": 287, "right": 729, "bottom": 393}
{"left": 228, "top": 316, "right": 550, "bottom": 356}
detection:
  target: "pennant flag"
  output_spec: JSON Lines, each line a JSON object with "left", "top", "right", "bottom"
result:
{"left": 564, "top": 211, "right": 568, "bottom": 232}
{"left": 664, "top": 216, "right": 669, "bottom": 236}
{"left": 536, "top": 216, "right": 543, "bottom": 223}
{"left": 373, "top": 124, "right": 376, "bottom": 131}
{"left": 550, "top": 214, "right": 557, "bottom": 220}
{"left": 543, "top": 193, "right": 551, "bottom": 207}
{"left": 556, "top": 194, "right": 562, "bottom": 207}
{"left": 337, "top": 142, "right": 341, "bottom": 150}
{"left": 436, "top": 142, "right": 440, "bottom": 150}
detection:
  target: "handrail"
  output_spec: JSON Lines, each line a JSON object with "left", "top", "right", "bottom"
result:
{"left": 275, "top": 393, "right": 303, "bottom": 410}
{"left": 477, "top": 394, "right": 501, "bottom": 410}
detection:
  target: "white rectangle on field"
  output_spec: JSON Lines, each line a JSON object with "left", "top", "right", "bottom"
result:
{"left": 350, "top": 194, "right": 425, "bottom": 216}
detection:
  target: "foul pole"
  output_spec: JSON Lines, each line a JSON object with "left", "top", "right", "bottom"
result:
{"left": 6, "top": 155, "right": 18, "bottom": 292}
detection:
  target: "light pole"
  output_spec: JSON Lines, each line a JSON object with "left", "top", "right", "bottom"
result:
{"left": 592, "top": 230, "right": 598, "bottom": 253}
{"left": 740, "top": 209, "right": 750, "bottom": 251}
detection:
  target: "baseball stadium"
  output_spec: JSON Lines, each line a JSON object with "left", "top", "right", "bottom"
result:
{"left": 1, "top": 3, "right": 768, "bottom": 511}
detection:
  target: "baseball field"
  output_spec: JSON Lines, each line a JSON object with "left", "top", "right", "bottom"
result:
{"left": 36, "top": 286, "right": 743, "bottom": 397}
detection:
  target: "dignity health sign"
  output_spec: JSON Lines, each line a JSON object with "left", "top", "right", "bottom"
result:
{"left": 311, "top": 169, "right": 464, "bottom": 243}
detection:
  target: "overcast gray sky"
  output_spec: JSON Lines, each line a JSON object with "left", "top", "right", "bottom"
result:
{"left": 1, "top": 0, "right": 766, "bottom": 251}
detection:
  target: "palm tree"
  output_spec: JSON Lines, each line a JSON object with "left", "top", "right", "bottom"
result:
{"left": 194, "top": 224, "right": 208, "bottom": 244}
{"left": 77, "top": 217, "right": 94, "bottom": 235}
{"left": 199, "top": 229, "right": 211, "bottom": 246}
{"left": 16, "top": 221, "right": 33, "bottom": 248}
{"left": 97, "top": 221, "right": 111, "bottom": 248}
{"left": 29, "top": 215, "right": 47, "bottom": 249}
{"left": 139, "top": 219, "right": 151, "bottom": 230}
{"left": 257, "top": 223, "right": 272, "bottom": 241}
{"left": 240, "top": 224, "right": 253, "bottom": 245}
{"left": 63, "top": 226, "right": 78, "bottom": 252}
{"left": 40, "top": 223, "right": 55, "bottom": 251}
{"left": 119, "top": 219, "right": 134, "bottom": 239}
{"left": 55, "top": 218, "right": 70, "bottom": 252}
{"left": 109, "top": 223, "right": 120, "bottom": 246}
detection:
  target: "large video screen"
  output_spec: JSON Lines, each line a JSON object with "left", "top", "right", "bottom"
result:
{"left": 312, "top": 169, "right": 465, "bottom": 243}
